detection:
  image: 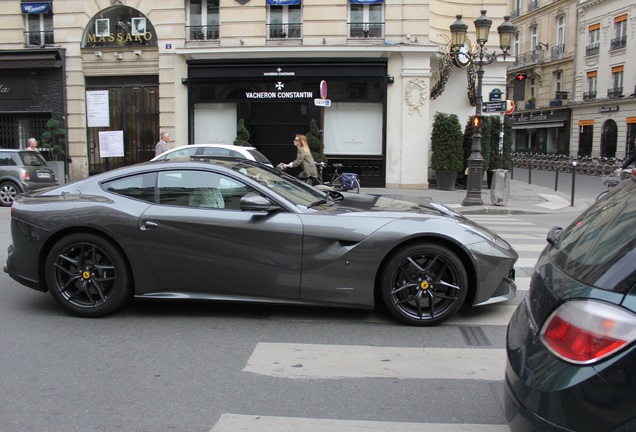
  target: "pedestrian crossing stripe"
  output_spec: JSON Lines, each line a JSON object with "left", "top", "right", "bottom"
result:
{"left": 211, "top": 414, "right": 510, "bottom": 432}
{"left": 244, "top": 343, "right": 506, "bottom": 381}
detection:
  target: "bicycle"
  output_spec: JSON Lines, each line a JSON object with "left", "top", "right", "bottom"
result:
{"left": 315, "top": 162, "right": 361, "bottom": 193}
{"left": 596, "top": 169, "right": 630, "bottom": 200}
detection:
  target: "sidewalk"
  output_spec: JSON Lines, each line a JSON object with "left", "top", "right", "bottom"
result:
{"left": 363, "top": 179, "right": 595, "bottom": 215}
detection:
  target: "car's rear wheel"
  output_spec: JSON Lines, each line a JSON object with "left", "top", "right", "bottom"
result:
{"left": 0, "top": 181, "right": 19, "bottom": 206}
{"left": 381, "top": 243, "right": 468, "bottom": 326}
{"left": 45, "top": 233, "right": 131, "bottom": 317}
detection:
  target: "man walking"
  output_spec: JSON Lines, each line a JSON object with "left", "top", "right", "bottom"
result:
{"left": 155, "top": 131, "right": 170, "bottom": 157}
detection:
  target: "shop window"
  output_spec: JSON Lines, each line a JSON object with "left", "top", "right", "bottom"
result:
{"left": 349, "top": 1, "right": 384, "bottom": 39}
{"left": 267, "top": 1, "right": 302, "bottom": 40}
{"left": 22, "top": 1, "right": 54, "bottom": 47}
{"left": 187, "top": 0, "right": 219, "bottom": 42}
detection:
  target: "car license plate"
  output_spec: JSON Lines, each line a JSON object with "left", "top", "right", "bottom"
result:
{"left": 36, "top": 172, "right": 51, "bottom": 178}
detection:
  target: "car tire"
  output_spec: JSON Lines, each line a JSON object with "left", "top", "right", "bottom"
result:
{"left": 0, "top": 181, "right": 19, "bottom": 207}
{"left": 45, "top": 233, "right": 132, "bottom": 317}
{"left": 380, "top": 243, "right": 468, "bottom": 326}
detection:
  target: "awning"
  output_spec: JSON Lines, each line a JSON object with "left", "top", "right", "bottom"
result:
{"left": 21, "top": 2, "right": 51, "bottom": 14}
{"left": 513, "top": 122, "right": 564, "bottom": 130}
{"left": 266, "top": 0, "right": 300, "bottom": 5}
{"left": 0, "top": 51, "right": 62, "bottom": 69}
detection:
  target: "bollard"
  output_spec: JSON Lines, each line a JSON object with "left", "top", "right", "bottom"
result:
{"left": 571, "top": 161, "right": 577, "bottom": 207}
{"left": 554, "top": 167, "right": 559, "bottom": 191}
{"left": 528, "top": 163, "right": 532, "bottom": 184}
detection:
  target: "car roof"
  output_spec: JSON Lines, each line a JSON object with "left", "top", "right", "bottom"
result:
{"left": 169, "top": 144, "right": 258, "bottom": 151}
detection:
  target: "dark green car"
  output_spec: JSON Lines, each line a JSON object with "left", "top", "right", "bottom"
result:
{"left": 505, "top": 170, "right": 636, "bottom": 431}
{"left": 0, "top": 149, "right": 58, "bottom": 206}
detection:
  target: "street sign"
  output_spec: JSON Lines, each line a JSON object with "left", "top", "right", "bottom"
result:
{"left": 314, "top": 98, "right": 331, "bottom": 107}
{"left": 505, "top": 100, "right": 515, "bottom": 115}
{"left": 489, "top": 88, "right": 503, "bottom": 101}
{"left": 482, "top": 101, "right": 507, "bottom": 112}
{"left": 320, "top": 80, "right": 328, "bottom": 99}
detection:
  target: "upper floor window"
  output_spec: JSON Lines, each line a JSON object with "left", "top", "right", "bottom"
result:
{"left": 22, "top": 1, "right": 54, "bottom": 47}
{"left": 188, "top": 0, "right": 220, "bottom": 41}
{"left": 585, "top": 71, "right": 597, "bottom": 101}
{"left": 611, "top": 14, "right": 627, "bottom": 49}
{"left": 610, "top": 65, "right": 624, "bottom": 97}
{"left": 267, "top": 0, "right": 302, "bottom": 39}
{"left": 554, "top": 71, "right": 563, "bottom": 92}
{"left": 349, "top": 0, "right": 384, "bottom": 39}
{"left": 586, "top": 23, "right": 600, "bottom": 56}
{"left": 514, "top": 33, "right": 520, "bottom": 57}
{"left": 530, "top": 25, "right": 538, "bottom": 52}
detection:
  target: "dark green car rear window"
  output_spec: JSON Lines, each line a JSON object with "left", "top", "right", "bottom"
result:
{"left": 552, "top": 179, "right": 636, "bottom": 293}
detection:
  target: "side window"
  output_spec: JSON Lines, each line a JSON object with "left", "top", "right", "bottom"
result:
{"left": 103, "top": 172, "right": 157, "bottom": 203}
{"left": 0, "top": 154, "right": 17, "bottom": 166}
{"left": 157, "top": 170, "right": 256, "bottom": 210}
{"left": 158, "top": 147, "right": 197, "bottom": 161}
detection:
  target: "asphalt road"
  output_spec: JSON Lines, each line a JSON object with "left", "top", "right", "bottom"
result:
{"left": 0, "top": 197, "right": 581, "bottom": 432}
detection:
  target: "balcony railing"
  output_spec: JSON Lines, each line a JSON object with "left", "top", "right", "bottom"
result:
{"left": 511, "top": 50, "right": 544, "bottom": 68}
{"left": 347, "top": 22, "right": 385, "bottom": 40}
{"left": 549, "top": 99, "right": 562, "bottom": 107}
{"left": 610, "top": 36, "right": 626, "bottom": 50}
{"left": 23, "top": 31, "right": 54, "bottom": 47}
{"left": 608, "top": 87, "right": 623, "bottom": 98}
{"left": 551, "top": 44, "right": 565, "bottom": 60}
{"left": 585, "top": 44, "right": 599, "bottom": 56}
{"left": 266, "top": 23, "right": 302, "bottom": 40}
{"left": 528, "top": 0, "right": 539, "bottom": 12}
{"left": 186, "top": 25, "right": 220, "bottom": 43}
{"left": 510, "top": 9, "right": 521, "bottom": 19}
{"left": 583, "top": 92, "right": 597, "bottom": 101}
{"left": 555, "top": 91, "right": 568, "bottom": 100}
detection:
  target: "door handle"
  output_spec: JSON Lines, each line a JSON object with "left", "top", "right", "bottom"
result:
{"left": 141, "top": 221, "right": 159, "bottom": 230}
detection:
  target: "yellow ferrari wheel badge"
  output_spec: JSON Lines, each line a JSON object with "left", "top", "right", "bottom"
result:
{"left": 82, "top": 271, "right": 91, "bottom": 280}
{"left": 420, "top": 281, "right": 429, "bottom": 290}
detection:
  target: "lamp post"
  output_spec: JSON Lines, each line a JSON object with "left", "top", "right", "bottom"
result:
{"left": 450, "top": 11, "right": 516, "bottom": 206}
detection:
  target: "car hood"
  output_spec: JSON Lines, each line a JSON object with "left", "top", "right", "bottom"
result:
{"left": 328, "top": 192, "right": 465, "bottom": 219}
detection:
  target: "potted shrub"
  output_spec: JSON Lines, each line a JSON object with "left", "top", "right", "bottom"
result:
{"left": 431, "top": 112, "right": 463, "bottom": 190}
{"left": 233, "top": 118, "right": 250, "bottom": 146}
{"left": 40, "top": 118, "right": 67, "bottom": 183}
{"left": 306, "top": 118, "right": 326, "bottom": 164}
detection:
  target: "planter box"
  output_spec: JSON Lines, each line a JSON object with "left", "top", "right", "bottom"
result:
{"left": 435, "top": 171, "right": 456, "bottom": 191}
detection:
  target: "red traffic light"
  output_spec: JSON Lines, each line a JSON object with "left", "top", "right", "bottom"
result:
{"left": 515, "top": 73, "right": 527, "bottom": 81}
{"left": 472, "top": 116, "right": 483, "bottom": 128}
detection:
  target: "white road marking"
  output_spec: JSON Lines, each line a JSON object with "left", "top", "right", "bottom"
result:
{"left": 243, "top": 343, "right": 506, "bottom": 380}
{"left": 211, "top": 414, "right": 510, "bottom": 432}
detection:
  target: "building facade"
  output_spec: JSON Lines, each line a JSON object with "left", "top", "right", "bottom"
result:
{"left": 507, "top": 0, "right": 636, "bottom": 161}
{"left": 0, "top": 0, "right": 511, "bottom": 188}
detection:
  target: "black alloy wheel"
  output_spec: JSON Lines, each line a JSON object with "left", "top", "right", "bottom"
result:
{"left": 381, "top": 243, "right": 468, "bottom": 326}
{"left": 45, "top": 233, "right": 131, "bottom": 317}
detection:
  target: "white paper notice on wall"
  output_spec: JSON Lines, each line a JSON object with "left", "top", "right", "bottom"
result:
{"left": 98, "top": 130, "right": 124, "bottom": 157}
{"left": 86, "top": 90, "right": 110, "bottom": 128}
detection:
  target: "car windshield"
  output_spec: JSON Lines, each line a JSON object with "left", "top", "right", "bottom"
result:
{"left": 551, "top": 179, "right": 636, "bottom": 293}
{"left": 19, "top": 152, "right": 48, "bottom": 167}
{"left": 232, "top": 163, "right": 328, "bottom": 208}
{"left": 246, "top": 149, "right": 272, "bottom": 165}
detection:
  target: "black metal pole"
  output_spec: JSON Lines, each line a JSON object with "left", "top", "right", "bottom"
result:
{"left": 462, "top": 62, "right": 484, "bottom": 206}
{"left": 571, "top": 162, "right": 576, "bottom": 207}
{"left": 554, "top": 166, "right": 559, "bottom": 191}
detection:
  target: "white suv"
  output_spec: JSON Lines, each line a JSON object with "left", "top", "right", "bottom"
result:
{"left": 151, "top": 144, "right": 272, "bottom": 167}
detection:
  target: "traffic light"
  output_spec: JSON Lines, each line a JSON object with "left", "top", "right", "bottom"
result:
{"left": 513, "top": 73, "right": 527, "bottom": 101}
{"left": 472, "top": 115, "right": 483, "bottom": 129}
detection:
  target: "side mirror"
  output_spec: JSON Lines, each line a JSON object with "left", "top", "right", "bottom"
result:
{"left": 240, "top": 193, "right": 280, "bottom": 212}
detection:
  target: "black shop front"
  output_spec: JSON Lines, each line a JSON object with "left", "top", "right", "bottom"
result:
{"left": 185, "top": 59, "right": 388, "bottom": 187}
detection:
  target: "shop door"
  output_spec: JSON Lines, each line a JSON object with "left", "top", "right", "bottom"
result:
{"left": 601, "top": 120, "right": 617, "bottom": 158}
{"left": 86, "top": 84, "right": 158, "bottom": 175}
{"left": 247, "top": 101, "right": 313, "bottom": 167}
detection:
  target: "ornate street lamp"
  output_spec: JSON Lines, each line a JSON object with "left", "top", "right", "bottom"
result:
{"left": 449, "top": 11, "right": 516, "bottom": 206}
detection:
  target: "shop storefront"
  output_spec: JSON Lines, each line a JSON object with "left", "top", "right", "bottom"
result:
{"left": 0, "top": 49, "right": 65, "bottom": 151}
{"left": 509, "top": 108, "right": 571, "bottom": 154}
{"left": 186, "top": 59, "right": 388, "bottom": 186}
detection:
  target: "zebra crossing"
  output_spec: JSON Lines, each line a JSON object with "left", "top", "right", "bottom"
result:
{"left": 210, "top": 215, "right": 547, "bottom": 432}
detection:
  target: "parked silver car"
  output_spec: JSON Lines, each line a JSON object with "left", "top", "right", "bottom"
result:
{"left": 151, "top": 144, "right": 273, "bottom": 167}
{"left": 0, "top": 149, "right": 59, "bottom": 206}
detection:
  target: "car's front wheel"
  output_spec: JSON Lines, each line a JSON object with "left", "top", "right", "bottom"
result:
{"left": 0, "top": 181, "right": 19, "bottom": 207}
{"left": 45, "top": 233, "right": 131, "bottom": 317}
{"left": 381, "top": 243, "right": 468, "bottom": 326}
